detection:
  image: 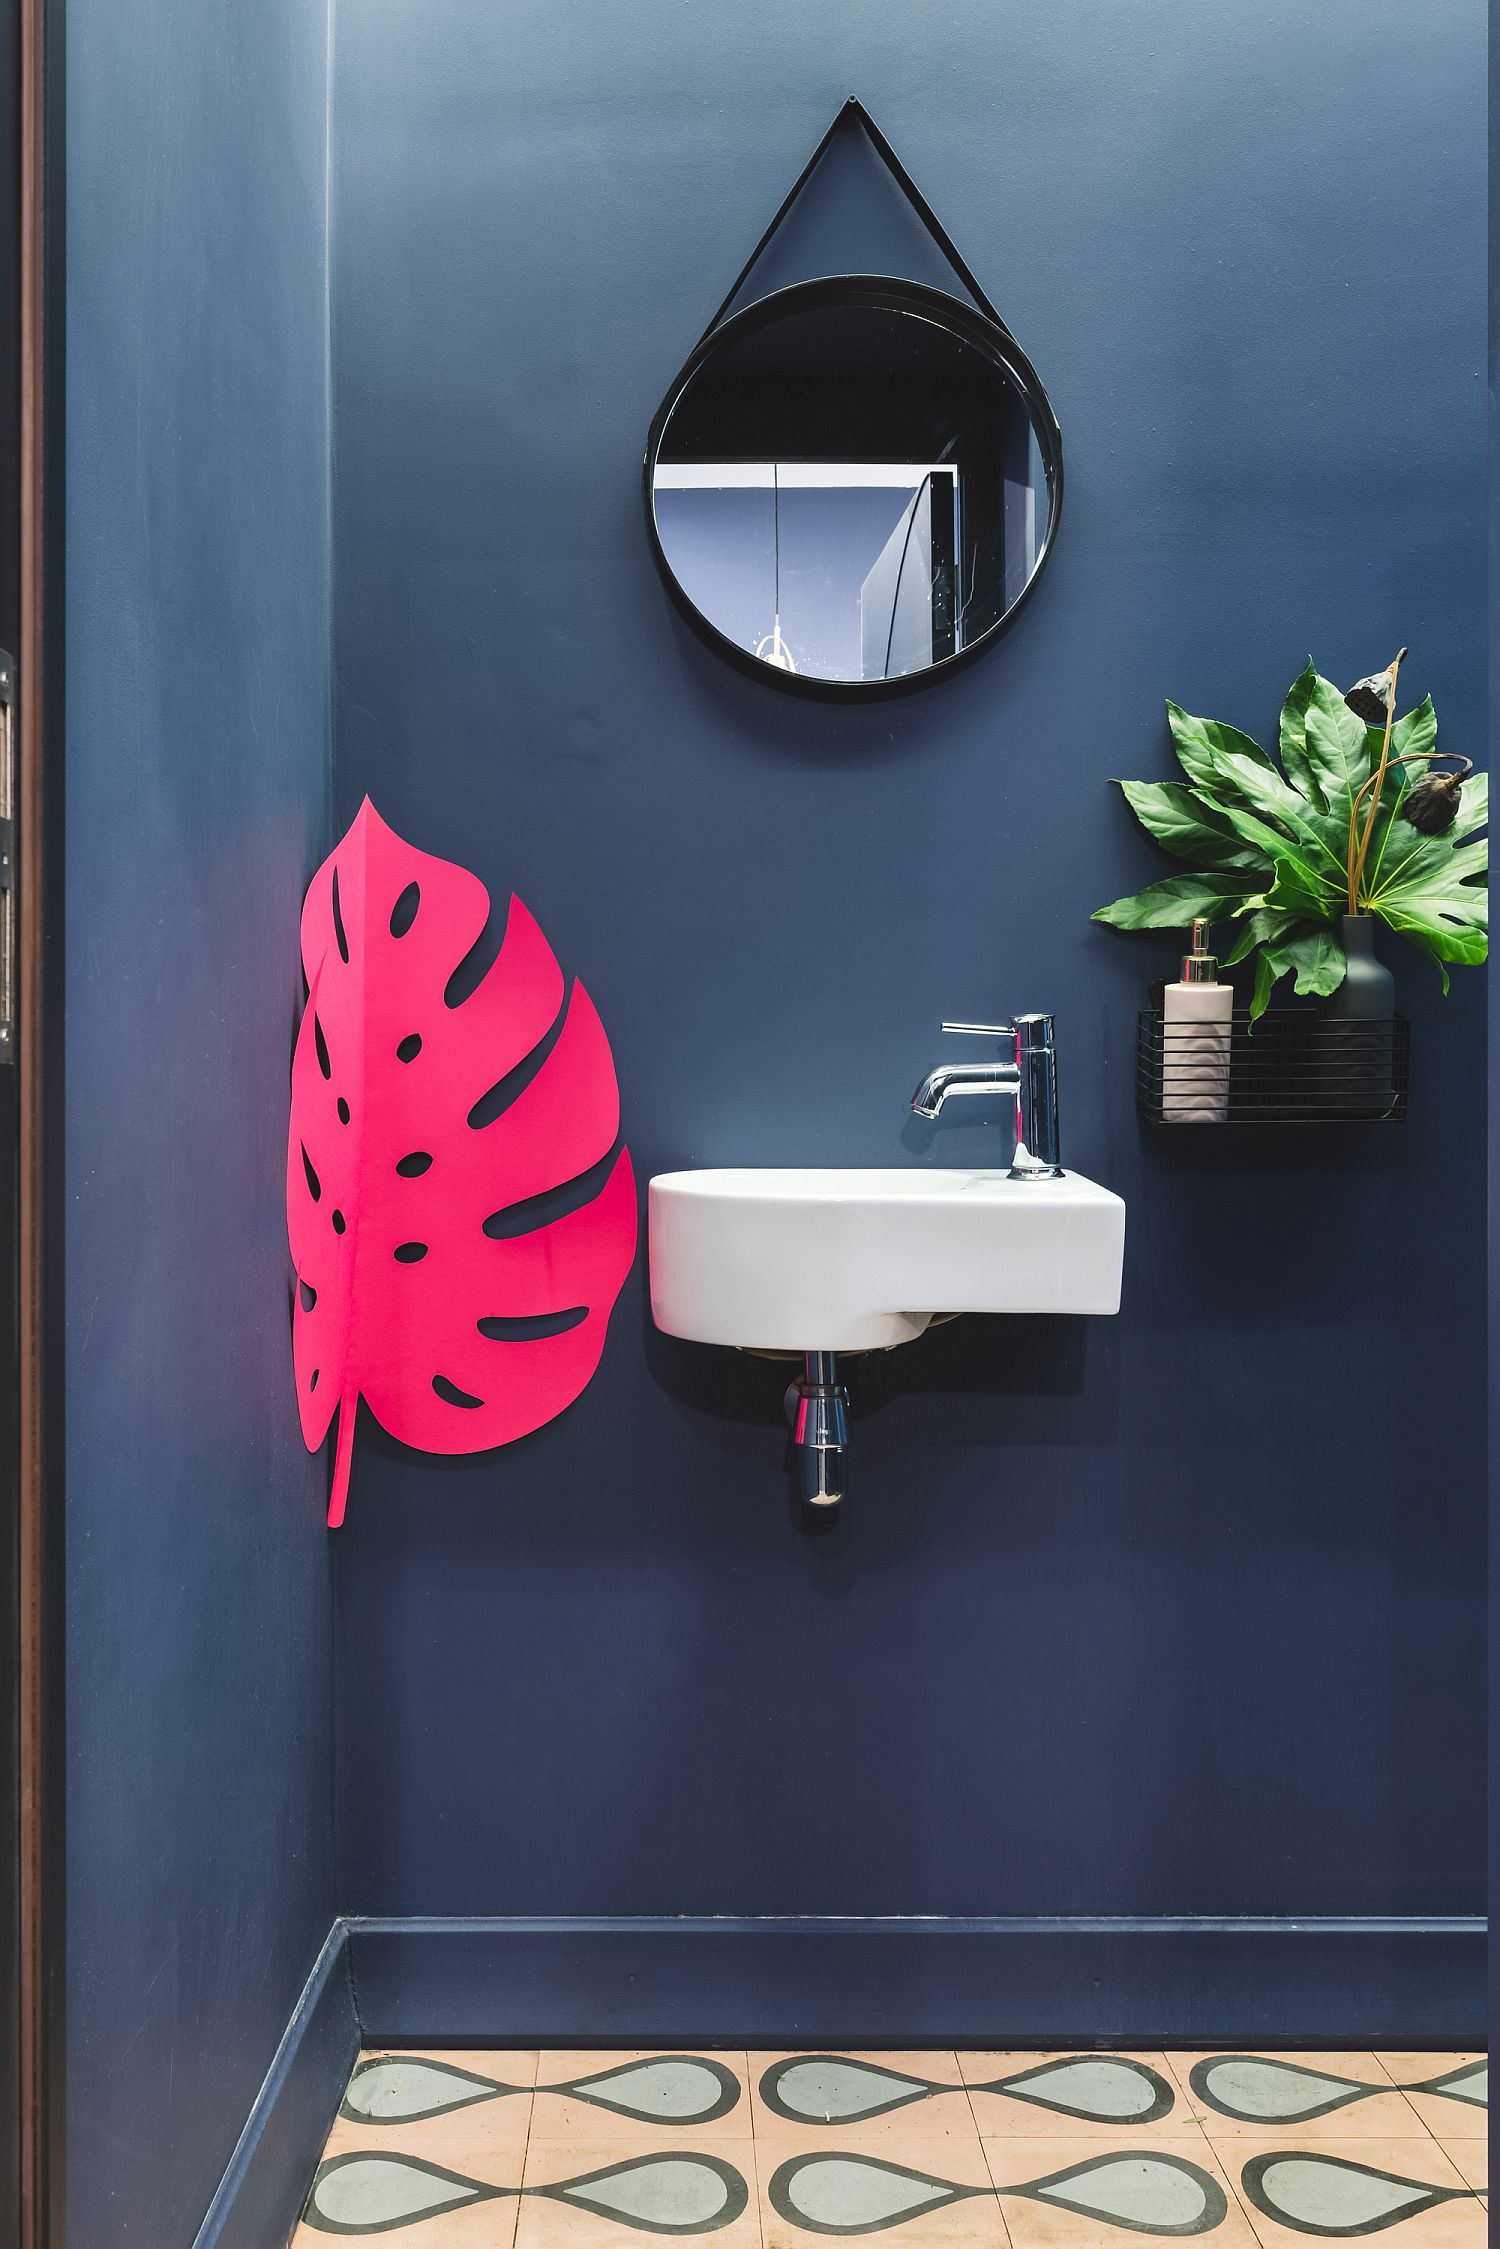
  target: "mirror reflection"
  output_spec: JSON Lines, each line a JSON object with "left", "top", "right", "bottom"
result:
{"left": 648, "top": 284, "right": 1060, "bottom": 692}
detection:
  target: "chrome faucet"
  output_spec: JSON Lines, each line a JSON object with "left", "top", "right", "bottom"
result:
{"left": 911, "top": 1015, "right": 1063, "bottom": 1180}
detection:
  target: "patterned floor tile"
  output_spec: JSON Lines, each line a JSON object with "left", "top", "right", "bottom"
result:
{"left": 755, "top": 2126, "right": 1008, "bottom": 2249}
{"left": 530, "top": 2054, "right": 752, "bottom": 2141}
{"left": 1227, "top": 2136, "right": 1484, "bottom": 2247}
{"left": 748, "top": 2051, "right": 973, "bottom": 2147}
{"left": 316, "top": 2109, "right": 534, "bottom": 2181}
{"left": 982, "top": 2135, "right": 1257, "bottom": 2248}
{"left": 516, "top": 2138, "right": 761, "bottom": 2249}
{"left": 1164, "top": 2053, "right": 1432, "bottom": 2140}
{"left": 1372, "top": 2055, "right": 1487, "bottom": 2140}
{"left": 321, "top": 2052, "right": 534, "bottom": 2169}
{"left": 296, "top": 2047, "right": 1485, "bottom": 2243}
{"left": 295, "top": 2138, "right": 525, "bottom": 2245}
{"left": 959, "top": 2053, "right": 1183, "bottom": 2140}
{"left": 341, "top": 2049, "right": 539, "bottom": 2114}
{"left": 1436, "top": 2140, "right": 1487, "bottom": 2195}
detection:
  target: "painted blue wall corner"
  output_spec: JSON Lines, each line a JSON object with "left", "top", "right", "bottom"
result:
{"left": 192, "top": 1924, "right": 359, "bottom": 2249}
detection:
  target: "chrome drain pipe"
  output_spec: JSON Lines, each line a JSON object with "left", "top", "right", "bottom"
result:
{"left": 786, "top": 1351, "right": 850, "bottom": 1510}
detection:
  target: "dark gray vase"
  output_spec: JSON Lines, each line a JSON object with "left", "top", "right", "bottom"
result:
{"left": 1329, "top": 913, "right": 1395, "bottom": 1018}
{"left": 1326, "top": 913, "right": 1395, "bottom": 1115}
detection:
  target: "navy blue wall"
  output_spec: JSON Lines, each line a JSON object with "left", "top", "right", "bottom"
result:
{"left": 332, "top": 3, "right": 1486, "bottom": 1943}
{"left": 65, "top": 0, "right": 335, "bottom": 2240}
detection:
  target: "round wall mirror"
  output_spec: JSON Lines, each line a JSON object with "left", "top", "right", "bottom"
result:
{"left": 645, "top": 277, "right": 1063, "bottom": 698}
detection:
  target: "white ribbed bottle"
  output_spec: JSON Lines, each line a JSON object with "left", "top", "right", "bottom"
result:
{"left": 1161, "top": 920, "right": 1233, "bottom": 1122}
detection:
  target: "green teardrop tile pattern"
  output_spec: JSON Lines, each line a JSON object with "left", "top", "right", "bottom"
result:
{"left": 760, "top": 2051, "right": 1175, "bottom": 2127}
{"left": 1240, "top": 2151, "right": 1473, "bottom": 2236}
{"left": 767, "top": 2152, "right": 979, "bottom": 2234}
{"left": 306, "top": 2149, "right": 752, "bottom": 2237}
{"left": 987, "top": 2056, "right": 1176, "bottom": 2123}
{"left": 340, "top": 2052, "right": 744, "bottom": 2131}
{"left": 303, "top": 2050, "right": 1487, "bottom": 2239}
{"left": 540, "top": 2153, "right": 750, "bottom": 2234}
{"left": 340, "top": 2055, "right": 518, "bottom": 2123}
{"left": 1189, "top": 2057, "right": 1383, "bottom": 2124}
{"left": 769, "top": 2148, "right": 1228, "bottom": 2238}
{"left": 759, "top": 2057, "right": 936, "bottom": 2124}
{"left": 548, "top": 2056, "right": 743, "bottom": 2125}
{"left": 1016, "top": 2154, "right": 1227, "bottom": 2236}
{"left": 1413, "top": 2059, "right": 1487, "bottom": 2108}
{"left": 304, "top": 2151, "right": 504, "bottom": 2234}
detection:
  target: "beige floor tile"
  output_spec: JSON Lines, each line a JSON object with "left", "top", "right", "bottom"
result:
{"left": 1227, "top": 2135, "right": 1484, "bottom": 2248}
{"left": 516, "top": 2139, "right": 759, "bottom": 2249}
{"left": 748, "top": 2049, "right": 968, "bottom": 2145}
{"left": 960, "top": 2052, "right": 1183, "bottom": 2139}
{"left": 1438, "top": 2139, "right": 1488, "bottom": 2193}
{"left": 529, "top": 2052, "right": 751, "bottom": 2141}
{"left": 316, "top": 2101, "right": 533, "bottom": 2170}
{"left": 983, "top": 2135, "right": 1256, "bottom": 2249}
{"left": 1372, "top": 2053, "right": 1488, "bottom": 2139}
{"left": 1164, "top": 2051, "right": 1427, "bottom": 2139}
{"left": 297, "top": 2138, "right": 524, "bottom": 2245}
{"left": 755, "top": 2125, "right": 1007, "bottom": 2249}
{"left": 753, "top": 2112, "right": 987, "bottom": 2187}
{"left": 295, "top": 2213, "right": 518, "bottom": 2249}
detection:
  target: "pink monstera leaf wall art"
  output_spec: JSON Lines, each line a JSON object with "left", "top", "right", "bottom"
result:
{"left": 287, "top": 798, "right": 637, "bottom": 1527}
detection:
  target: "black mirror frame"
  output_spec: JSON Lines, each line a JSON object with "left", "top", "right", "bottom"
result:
{"left": 643, "top": 272, "right": 1065, "bottom": 702}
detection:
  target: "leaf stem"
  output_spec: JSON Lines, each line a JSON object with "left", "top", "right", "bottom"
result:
{"left": 328, "top": 1390, "right": 357, "bottom": 1529}
{"left": 1347, "top": 648, "right": 1407, "bottom": 911}
{"left": 1346, "top": 747, "right": 1463, "bottom": 904}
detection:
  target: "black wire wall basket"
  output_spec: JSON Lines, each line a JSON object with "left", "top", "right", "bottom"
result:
{"left": 1136, "top": 1009, "right": 1410, "bottom": 1125}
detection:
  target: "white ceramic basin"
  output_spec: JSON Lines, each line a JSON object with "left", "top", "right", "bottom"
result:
{"left": 648, "top": 1168, "right": 1126, "bottom": 1352}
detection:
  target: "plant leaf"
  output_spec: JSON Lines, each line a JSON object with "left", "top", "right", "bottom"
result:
{"left": 1278, "top": 664, "right": 1336, "bottom": 806}
{"left": 1113, "top": 780, "right": 1267, "bottom": 872}
{"left": 1246, "top": 926, "right": 1347, "bottom": 1021}
{"left": 1361, "top": 822, "right": 1487, "bottom": 990}
{"left": 1304, "top": 703, "right": 1375, "bottom": 834}
{"left": 1249, "top": 948, "right": 1284, "bottom": 1021}
{"left": 1210, "top": 747, "right": 1347, "bottom": 858}
{"left": 1387, "top": 694, "right": 1437, "bottom": 789}
{"left": 1367, "top": 830, "right": 1488, "bottom": 916}
{"left": 1091, "top": 872, "right": 1262, "bottom": 931}
{"left": 1281, "top": 925, "right": 1348, "bottom": 996}
{"left": 1188, "top": 749, "right": 1352, "bottom": 899}
{"left": 1384, "top": 919, "right": 1484, "bottom": 993}
{"left": 1198, "top": 792, "right": 1348, "bottom": 898}
{"left": 287, "top": 798, "right": 639, "bottom": 1527}
{"left": 1221, "top": 908, "right": 1302, "bottom": 965}
{"left": 1256, "top": 850, "right": 1344, "bottom": 923}
{"left": 1167, "top": 687, "right": 1354, "bottom": 884}
{"left": 1166, "top": 703, "right": 1277, "bottom": 794}
{"left": 1451, "top": 769, "right": 1487, "bottom": 839}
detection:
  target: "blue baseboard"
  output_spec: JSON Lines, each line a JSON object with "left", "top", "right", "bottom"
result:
{"left": 192, "top": 1920, "right": 360, "bottom": 2249}
{"left": 345, "top": 1913, "right": 1485, "bottom": 2049}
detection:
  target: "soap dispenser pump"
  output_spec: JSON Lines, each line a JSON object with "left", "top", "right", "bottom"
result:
{"left": 1161, "top": 919, "right": 1233, "bottom": 1121}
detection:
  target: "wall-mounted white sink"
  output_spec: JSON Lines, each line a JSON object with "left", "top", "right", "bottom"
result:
{"left": 648, "top": 1168, "right": 1127, "bottom": 1353}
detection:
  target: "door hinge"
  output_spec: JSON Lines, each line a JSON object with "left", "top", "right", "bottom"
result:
{"left": 0, "top": 650, "right": 16, "bottom": 1062}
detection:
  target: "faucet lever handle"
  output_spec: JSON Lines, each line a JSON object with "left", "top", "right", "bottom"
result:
{"left": 943, "top": 1015, "right": 1055, "bottom": 1049}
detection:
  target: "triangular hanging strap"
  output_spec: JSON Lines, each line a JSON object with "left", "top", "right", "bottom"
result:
{"left": 697, "top": 97, "right": 1006, "bottom": 344}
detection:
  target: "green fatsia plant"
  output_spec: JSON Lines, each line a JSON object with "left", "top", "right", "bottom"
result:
{"left": 1092, "top": 662, "right": 1488, "bottom": 1018}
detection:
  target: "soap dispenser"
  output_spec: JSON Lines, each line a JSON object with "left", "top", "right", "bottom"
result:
{"left": 1162, "top": 920, "right": 1233, "bottom": 1121}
